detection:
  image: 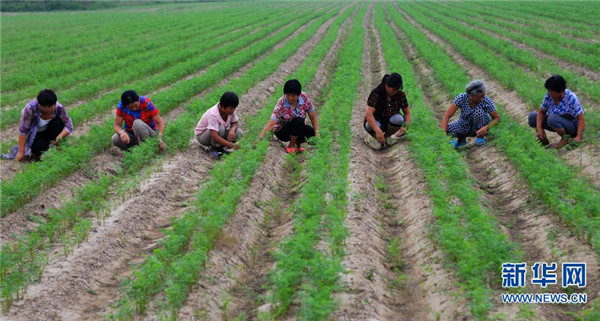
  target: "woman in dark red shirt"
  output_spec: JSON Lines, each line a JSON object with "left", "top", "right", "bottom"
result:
{"left": 364, "top": 73, "right": 411, "bottom": 149}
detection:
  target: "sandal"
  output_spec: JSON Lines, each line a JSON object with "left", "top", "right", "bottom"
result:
{"left": 475, "top": 138, "right": 487, "bottom": 146}
{"left": 285, "top": 147, "right": 296, "bottom": 154}
{"left": 297, "top": 147, "right": 306, "bottom": 153}
{"left": 450, "top": 139, "right": 467, "bottom": 149}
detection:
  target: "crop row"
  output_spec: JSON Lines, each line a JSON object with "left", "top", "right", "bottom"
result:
{"left": 0, "top": 4, "right": 343, "bottom": 313}
{"left": 0, "top": 6, "right": 266, "bottom": 108}
{"left": 0, "top": 6, "right": 331, "bottom": 217}
{"left": 0, "top": 5, "right": 290, "bottom": 116}
{"left": 415, "top": 2, "right": 600, "bottom": 105}
{"left": 399, "top": 2, "right": 600, "bottom": 143}
{"left": 388, "top": 4, "right": 600, "bottom": 318}
{"left": 484, "top": 1, "right": 600, "bottom": 32}
{"left": 477, "top": 2, "right": 599, "bottom": 42}
{"left": 261, "top": 6, "right": 365, "bottom": 320}
{"left": 396, "top": 0, "right": 600, "bottom": 256}
{"left": 0, "top": 2, "right": 271, "bottom": 71}
{"left": 380, "top": 3, "right": 521, "bottom": 318}
{"left": 449, "top": 1, "right": 596, "bottom": 40}
{"left": 455, "top": 2, "right": 599, "bottom": 56}
{"left": 0, "top": 7, "right": 299, "bottom": 156}
{"left": 110, "top": 7, "right": 352, "bottom": 320}
{"left": 1, "top": 13, "right": 153, "bottom": 67}
{"left": 1, "top": 13, "right": 195, "bottom": 91}
{"left": 434, "top": 2, "right": 599, "bottom": 71}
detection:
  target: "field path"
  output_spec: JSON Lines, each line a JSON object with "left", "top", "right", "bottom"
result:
{"left": 175, "top": 7, "right": 353, "bottom": 320}
{"left": 392, "top": 6, "right": 599, "bottom": 319}
{"left": 0, "top": 7, "right": 344, "bottom": 320}
{"left": 333, "top": 6, "right": 469, "bottom": 321}
{"left": 0, "top": 11, "right": 329, "bottom": 247}
{"left": 394, "top": 5, "right": 600, "bottom": 189}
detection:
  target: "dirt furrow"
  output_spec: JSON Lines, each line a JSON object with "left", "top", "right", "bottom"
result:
{"left": 395, "top": 7, "right": 600, "bottom": 188}
{"left": 467, "top": 146, "right": 599, "bottom": 320}
{"left": 392, "top": 7, "right": 598, "bottom": 319}
{"left": 0, "top": 13, "right": 327, "bottom": 247}
{"left": 334, "top": 7, "right": 468, "bottom": 321}
{"left": 1, "top": 151, "right": 214, "bottom": 321}
{"left": 0, "top": 11, "right": 339, "bottom": 316}
{"left": 174, "top": 7, "right": 354, "bottom": 320}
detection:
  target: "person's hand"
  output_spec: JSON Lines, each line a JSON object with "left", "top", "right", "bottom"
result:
{"left": 476, "top": 125, "right": 489, "bottom": 137}
{"left": 395, "top": 127, "right": 407, "bottom": 137}
{"left": 15, "top": 151, "right": 24, "bottom": 162}
{"left": 228, "top": 130, "right": 236, "bottom": 142}
{"left": 231, "top": 143, "right": 241, "bottom": 150}
{"left": 574, "top": 136, "right": 582, "bottom": 143}
{"left": 375, "top": 130, "right": 385, "bottom": 144}
{"left": 315, "top": 130, "right": 320, "bottom": 137}
{"left": 120, "top": 131, "right": 130, "bottom": 144}
{"left": 159, "top": 141, "right": 167, "bottom": 151}
{"left": 55, "top": 134, "right": 63, "bottom": 143}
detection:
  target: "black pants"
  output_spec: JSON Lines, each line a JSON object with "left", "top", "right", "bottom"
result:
{"left": 274, "top": 117, "right": 315, "bottom": 143}
{"left": 31, "top": 117, "right": 65, "bottom": 156}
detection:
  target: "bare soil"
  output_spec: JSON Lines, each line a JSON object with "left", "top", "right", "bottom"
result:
{"left": 395, "top": 6, "right": 599, "bottom": 319}
{"left": 1, "top": 7, "right": 348, "bottom": 320}
{"left": 176, "top": 6, "right": 354, "bottom": 320}
{"left": 334, "top": 6, "right": 469, "bottom": 321}
{"left": 0, "top": 16, "right": 316, "bottom": 247}
{"left": 396, "top": 7, "right": 600, "bottom": 188}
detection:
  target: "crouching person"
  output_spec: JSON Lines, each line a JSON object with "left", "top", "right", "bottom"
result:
{"left": 195, "top": 91, "right": 242, "bottom": 159}
{"left": 111, "top": 90, "right": 166, "bottom": 156}
{"left": 528, "top": 75, "right": 585, "bottom": 149}
{"left": 4, "top": 89, "right": 73, "bottom": 161}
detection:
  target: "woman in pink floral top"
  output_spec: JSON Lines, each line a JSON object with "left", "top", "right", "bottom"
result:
{"left": 260, "top": 79, "right": 319, "bottom": 154}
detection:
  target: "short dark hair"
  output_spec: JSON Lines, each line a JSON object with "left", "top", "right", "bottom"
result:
{"left": 220, "top": 91, "right": 239, "bottom": 108}
{"left": 544, "top": 75, "right": 566, "bottom": 93}
{"left": 121, "top": 90, "right": 139, "bottom": 106}
{"left": 385, "top": 73, "right": 403, "bottom": 90}
{"left": 283, "top": 79, "right": 302, "bottom": 96}
{"left": 37, "top": 89, "right": 57, "bottom": 106}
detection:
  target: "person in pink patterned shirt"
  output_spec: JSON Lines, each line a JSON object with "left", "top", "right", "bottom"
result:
{"left": 260, "top": 79, "right": 319, "bottom": 154}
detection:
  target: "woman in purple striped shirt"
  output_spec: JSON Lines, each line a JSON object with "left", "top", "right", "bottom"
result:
{"left": 4, "top": 89, "right": 73, "bottom": 161}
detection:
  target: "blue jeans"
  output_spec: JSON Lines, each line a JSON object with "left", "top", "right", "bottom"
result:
{"left": 364, "top": 114, "right": 404, "bottom": 133}
{"left": 528, "top": 111, "right": 578, "bottom": 137}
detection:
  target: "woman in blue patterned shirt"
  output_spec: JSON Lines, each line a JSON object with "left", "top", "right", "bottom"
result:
{"left": 441, "top": 80, "right": 500, "bottom": 149}
{"left": 528, "top": 75, "right": 586, "bottom": 149}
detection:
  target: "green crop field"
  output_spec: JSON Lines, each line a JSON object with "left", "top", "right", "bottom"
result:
{"left": 0, "top": 1, "right": 599, "bottom": 320}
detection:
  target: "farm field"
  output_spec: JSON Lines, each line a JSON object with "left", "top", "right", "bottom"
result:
{"left": 0, "top": 1, "right": 599, "bottom": 320}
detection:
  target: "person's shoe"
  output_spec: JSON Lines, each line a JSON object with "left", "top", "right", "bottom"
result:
{"left": 109, "top": 146, "right": 124, "bottom": 158}
{"left": 537, "top": 136, "right": 550, "bottom": 146}
{"left": 218, "top": 146, "right": 231, "bottom": 156}
{"left": 297, "top": 147, "right": 306, "bottom": 153}
{"left": 362, "top": 132, "right": 382, "bottom": 150}
{"left": 285, "top": 147, "right": 296, "bottom": 154}
{"left": 385, "top": 136, "right": 401, "bottom": 147}
{"left": 450, "top": 139, "right": 467, "bottom": 149}
{"left": 209, "top": 150, "right": 222, "bottom": 159}
{"left": 475, "top": 138, "right": 487, "bottom": 146}
{"left": 554, "top": 136, "right": 570, "bottom": 149}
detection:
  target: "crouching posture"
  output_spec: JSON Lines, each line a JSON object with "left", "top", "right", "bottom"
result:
{"left": 364, "top": 73, "right": 411, "bottom": 149}
{"left": 528, "top": 75, "right": 585, "bottom": 149}
{"left": 441, "top": 80, "right": 500, "bottom": 149}
{"left": 195, "top": 91, "right": 242, "bottom": 159}
{"left": 260, "top": 79, "right": 319, "bottom": 154}
{"left": 4, "top": 89, "right": 73, "bottom": 161}
{"left": 112, "top": 90, "right": 166, "bottom": 153}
